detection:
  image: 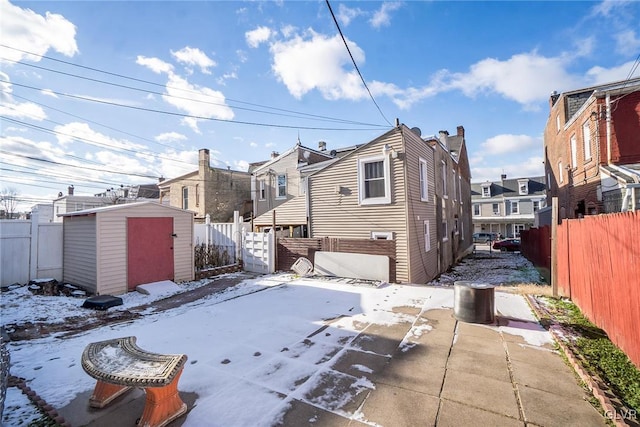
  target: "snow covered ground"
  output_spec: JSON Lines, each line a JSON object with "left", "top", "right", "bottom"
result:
{"left": 1, "top": 250, "right": 548, "bottom": 426}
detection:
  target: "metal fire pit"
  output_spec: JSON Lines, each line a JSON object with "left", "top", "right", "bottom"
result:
{"left": 454, "top": 281, "right": 495, "bottom": 324}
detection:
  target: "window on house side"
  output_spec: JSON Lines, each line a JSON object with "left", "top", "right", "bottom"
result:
{"left": 419, "top": 158, "right": 428, "bottom": 201}
{"left": 458, "top": 176, "right": 462, "bottom": 204}
{"left": 277, "top": 175, "right": 286, "bottom": 198}
{"left": 182, "top": 186, "right": 188, "bottom": 210}
{"left": 558, "top": 162, "right": 564, "bottom": 184}
{"left": 452, "top": 169, "right": 457, "bottom": 201}
{"left": 424, "top": 221, "right": 431, "bottom": 251}
{"left": 259, "top": 180, "right": 265, "bottom": 200}
{"left": 533, "top": 200, "right": 540, "bottom": 212}
{"left": 493, "top": 203, "right": 499, "bottom": 215}
{"left": 511, "top": 201, "right": 519, "bottom": 214}
{"left": 570, "top": 134, "right": 577, "bottom": 169}
{"left": 556, "top": 114, "right": 561, "bottom": 133}
{"left": 195, "top": 184, "right": 200, "bottom": 207}
{"left": 358, "top": 155, "right": 391, "bottom": 205}
{"left": 482, "top": 186, "right": 490, "bottom": 197}
{"left": 442, "top": 218, "right": 448, "bottom": 242}
{"left": 473, "top": 204, "right": 480, "bottom": 216}
{"left": 441, "top": 161, "right": 447, "bottom": 198}
{"left": 583, "top": 120, "right": 591, "bottom": 161}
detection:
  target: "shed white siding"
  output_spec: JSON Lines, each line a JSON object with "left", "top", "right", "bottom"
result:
{"left": 63, "top": 202, "right": 193, "bottom": 295}
{"left": 309, "top": 129, "right": 409, "bottom": 282}
{"left": 63, "top": 215, "right": 97, "bottom": 292}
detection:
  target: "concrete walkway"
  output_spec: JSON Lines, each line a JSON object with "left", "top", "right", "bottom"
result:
{"left": 63, "top": 303, "right": 605, "bottom": 427}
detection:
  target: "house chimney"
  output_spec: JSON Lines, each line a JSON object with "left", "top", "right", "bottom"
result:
{"left": 501, "top": 174, "right": 507, "bottom": 180}
{"left": 199, "top": 148, "right": 210, "bottom": 175}
{"left": 158, "top": 177, "right": 165, "bottom": 183}
{"left": 318, "top": 141, "right": 327, "bottom": 151}
{"left": 550, "top": 90, "right": 560, "bottom": 108}
{"left": 271, "top": 151, "right": 279, "bottom": 159}
{"left": 68, "top": 185, "right": 74, "bottom": 196}
{"left": 456, "top": 126, "right": 465, "bottom": 137}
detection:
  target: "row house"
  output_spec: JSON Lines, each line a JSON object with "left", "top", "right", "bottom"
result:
{"left": 158, "top": 149, "right": 252, "bottom": 223}
{"left": 544, "top": 77, "right": 640, "bottom": 219}
{"left": 471, "top": 175, "right": 546, "bottom": 238}
{"left": 300, "top": 122, "right": 472, "bottom": 284}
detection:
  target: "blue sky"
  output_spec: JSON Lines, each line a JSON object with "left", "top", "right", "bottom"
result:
{"left": 1, "top": 0, "right": 639, "bottom": 211}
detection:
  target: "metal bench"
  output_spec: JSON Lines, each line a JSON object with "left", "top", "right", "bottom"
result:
{"left": 81, "top": 336, "right": 187, "bottom": 427}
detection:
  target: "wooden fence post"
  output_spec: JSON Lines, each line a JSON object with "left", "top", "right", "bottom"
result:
{"left": 551, "top": 197, "right": 558, "bottom": 298}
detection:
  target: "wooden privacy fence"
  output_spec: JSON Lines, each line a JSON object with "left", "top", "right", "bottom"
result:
{"left": 520, "top": 225, "right": 551, "bottom": 283}
{"left": 557, "top": 211, "right": 640, "bottom": 368}
{"left": 277, "top": 237, "right": 396, "bottom": 283}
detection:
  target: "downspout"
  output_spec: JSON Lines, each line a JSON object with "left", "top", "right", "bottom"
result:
{"left": 606, "top": 92, "right": 612, "bottom": 164}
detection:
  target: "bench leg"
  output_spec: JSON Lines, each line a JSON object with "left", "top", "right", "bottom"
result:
{"left": 89, "top": 381, "right": 133, "bottom": 408}
{"left": 137, "top": 367, "right": 187, "bottom": 427}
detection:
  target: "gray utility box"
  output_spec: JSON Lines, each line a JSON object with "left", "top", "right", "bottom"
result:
{"left": 453, "top": 281, "right": 495, "bottom": 324}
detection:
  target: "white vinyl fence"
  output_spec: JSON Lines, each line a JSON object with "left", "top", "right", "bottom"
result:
{"left": 242, "top": 231, "right": 275, "bottom": 274}
{"left": 193, "top": 212, "right": 249, "bottom": 265}
{"left": 0, "top": 212, "right": 63, "bottom": 286}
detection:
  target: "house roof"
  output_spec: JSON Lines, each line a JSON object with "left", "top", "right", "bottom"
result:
{"left": 251, "top": 143, "right": 334, "bottom": 174}
{"left": 471, "top": 176, "right": 546, "bottom": 198}
{"left": 59, "top": 201, "right": 194, "bottom": 217}
{"left": 253, "top": 196, "right": 307, "bottom": 226}
{"left": 601, "top": 164, "right": 640, "bottom": 184}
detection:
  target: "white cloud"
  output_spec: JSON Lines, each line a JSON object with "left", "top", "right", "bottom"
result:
{"left": 217, "top": 71, "right": 238, "bottom": 86}
{"left": 369, "top": 2, "right": 403, "bottom": 29}
{"left": 0, "top": 72, "right": 47, "bottom": 120}
{"left": 246, "top": 26, "right": 274, "bottom": 48}
{"left": 171, "top": 46, "right": 216, "bottom": 74}
{"left": 136, "top": 56, "right": 174, "bottom": 74}
{"left": 337, "top": 4, "right": 364, "bottom": 26}
{"left": 265, "top": 142, "right": 276, "bottom": 148}
{"left": 0, "top": 0, "right": 78, "bottom": 64}
{"left": 236, "top": 50, "right": 248, "bottom": 63}
{"left": 614, "top": 30, "right": 640, "bottom": 55}
{"left": 586, "top": 59, "right": 640, "bottom": 84}
{"left": 590, "top": 0, "right": 631, "bottom": 17}
{"left": 481, "top": 134, "right": 542, "bottom": 156}
{"left": 280, "top": 25, "right": 297, "bottom": 38}
{"left": 40, "top": 89, "right": 58, "bottom": 98}
{"left": 250, "top": 142, "right": 258, "bottom": 148}
{"left": 471, "top": 156, "right": 544, "bottom": 182}
{"left": 53, "top": 122, "right": 147, "bottom": 152}
{"left": 155, "top": 132, "right": 187, "bottom": 143}
{"left": 270, "top": 31, "right": 366, "bottom": 100}
{"left": 234, "top": 160, "right": 249, "bottom": 171}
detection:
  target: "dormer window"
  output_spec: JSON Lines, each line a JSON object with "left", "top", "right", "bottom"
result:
{"left": 481, "top": 183, "right": 491, "bottom": 198}
{"left": 518, "top": 179, "right": 529, "bottom": 195}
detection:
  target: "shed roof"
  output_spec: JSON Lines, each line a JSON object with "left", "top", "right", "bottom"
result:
{"left": 59, "top": 201, "right": 194, "bottom": 217}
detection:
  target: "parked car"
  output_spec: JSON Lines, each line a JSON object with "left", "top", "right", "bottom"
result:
{"left": 473, "top": 232, "right": 498, "bottom": 243}
{"left": 493, "top": 238, "right": 521, "bottom": 252}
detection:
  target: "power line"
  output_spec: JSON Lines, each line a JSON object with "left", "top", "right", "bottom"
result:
{"left": 3, "top": 78, "right": 386, "bottom": 132}
{"left": 324, "top": 0, "right": 393, "bottom": 127}
{"left": 1, "top": 44, "right": 389, "bottom": 128}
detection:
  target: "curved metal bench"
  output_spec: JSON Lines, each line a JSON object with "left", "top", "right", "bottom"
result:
{"left": 81, "top": 336, "right": 187, "bottom": 427}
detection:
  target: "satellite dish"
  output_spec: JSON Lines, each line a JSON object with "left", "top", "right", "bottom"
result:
{"left": 411, "top": 127, "right": 422, "bottom": 137}
{"left": 330, "top": 149, "right": 337, "bottom": 156}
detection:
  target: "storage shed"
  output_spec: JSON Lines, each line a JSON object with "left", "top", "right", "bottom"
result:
{"left": 61, "top": 202, "right": 194, "bottom": 295}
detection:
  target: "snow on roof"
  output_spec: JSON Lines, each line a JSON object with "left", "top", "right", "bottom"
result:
{"left": 59, "top": 201, "right": 193, "bottom": 217}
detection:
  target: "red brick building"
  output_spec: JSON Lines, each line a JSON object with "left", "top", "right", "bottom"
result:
{"left": 544, "top": 78, "right": 640, "bottom": 219}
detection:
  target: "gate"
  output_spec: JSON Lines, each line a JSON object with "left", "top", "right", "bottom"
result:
{"left": 242, "top": 232, "right": 274, "bottom": 274}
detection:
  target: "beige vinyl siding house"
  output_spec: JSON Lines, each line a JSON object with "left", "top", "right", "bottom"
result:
{"left": 62, "top": 202, "right": 193, "bottom": 295}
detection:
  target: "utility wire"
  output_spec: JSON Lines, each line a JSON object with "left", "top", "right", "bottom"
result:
{"left": 324, "top": 0, "right": 393, "bottom": 127}
{"left": 2, "top": 79, "right": 385, "bottom": 131}
{"left": 1, "top": 44, "right": 388, "bottom": 128}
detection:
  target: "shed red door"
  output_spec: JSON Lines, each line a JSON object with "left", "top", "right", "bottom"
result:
{"left": 127, "top": 217, "right": 174, "bottom": 291}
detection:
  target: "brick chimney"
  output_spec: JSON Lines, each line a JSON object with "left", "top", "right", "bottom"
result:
{"left": 501, "top": 174, "right": 507, "bottom": 180}
{"left": 271, "top": 151, "right": 279, "bottom": 159}
{"left": 199, "top": 148, "right": 210, "bottom": 175}
{"left": 550, "top": 91, "right": 560, "bottom": 108}
{"left": 68, "top": 185, "right": 74, "bottom": 196}
{"left": 456, "top": 126, "right": 465, "bottom": 137}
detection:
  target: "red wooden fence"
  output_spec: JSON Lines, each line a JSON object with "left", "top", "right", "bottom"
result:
{"left": 558, "top": 211, "right": 640, "bottom": 368}
{"left": 522, "top": 211, "right": 640, "bottom": 368}
{"left": 520, "top": 225, "right": 551, "bottom": 284}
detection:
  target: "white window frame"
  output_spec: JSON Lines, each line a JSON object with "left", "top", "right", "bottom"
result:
{"left": 358, "top": 155, "right": 391, "bottom": 205}
{"left": 182, "top": 186, "right": 189, "bottom": 210}
{"left": 423, "top": 220, "right": 431, "bottom": 251}
{"left": 371, "top": 231, "right": 393, "bottom": 240}
{"left": 513, "top": 224, "right": 525, "bottom": 237}
{"left": 259, "top": 180, "right": 266, "bottom": 200}
{"left": 441, "top": 160, "right": 448, "bottom": 198}
{"left": 558, "top": 161, "right": 564, "bottom": 184}
{"left": 458, "top": 175, "right": 463, "bottom": 204}
{"left": 473, "top": 204, "right": 480, "bottom": 216}
{"left": 442, "top": 218, "right": 448, "bottom": 242}
{"left": 482, "top": 185, "right": 491, "bottom": 197}
{"left": 570, "top": 134, "right": 577, "bottom": 169}
{"left": 492, "top": 203, "right": 499, "bottom": 215}
{"left": 276, "top": 174, "right": 287, "bottom": 199}
{"left": 419, "top": 158, "right": 429, "bottom": 201}
{"left": 583, "top": 120, "right": 592, "bottom": 161}
{"left": 511, "top": 201, "right": 519, "bottom": 214}
{"left": 533, "top": 200, "right": 540, "bottom": 212}
{"left": 556, "top": 114, "right": 561, "bottom": 133}
{"left": 452, "top": 169, "right": 457, "bottom": 201}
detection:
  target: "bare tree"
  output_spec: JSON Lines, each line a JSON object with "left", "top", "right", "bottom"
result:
{"left": 0, "top": 187, "right": 19, "bottom": 219}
